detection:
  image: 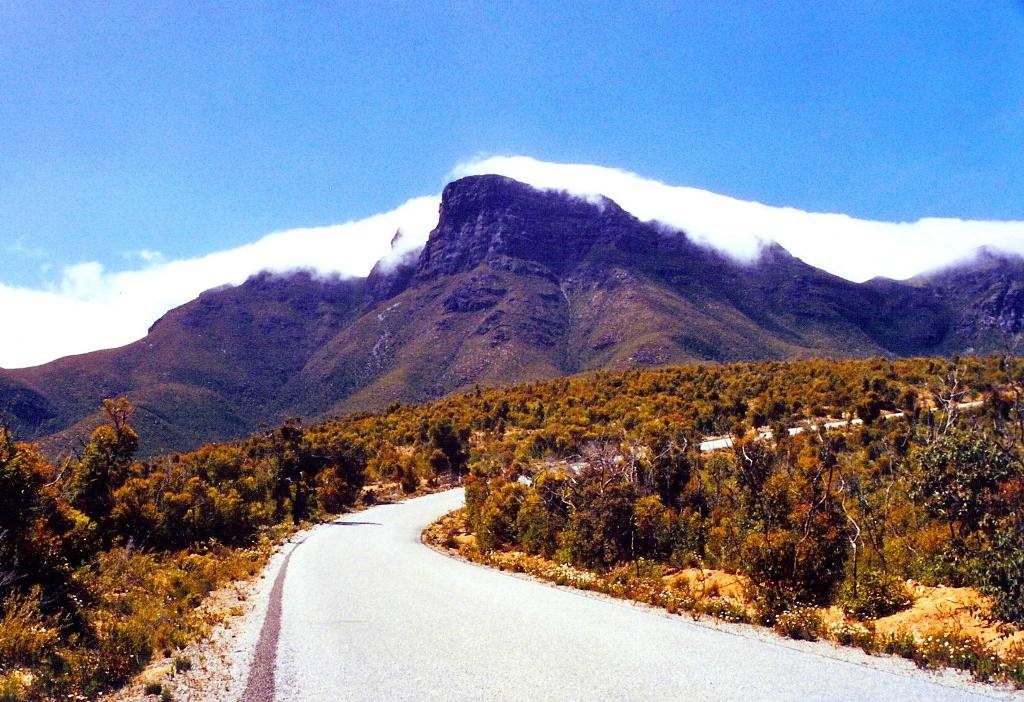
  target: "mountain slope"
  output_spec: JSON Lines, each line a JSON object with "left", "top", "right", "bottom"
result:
{"left": 2, "top": 175, "right": 1021, "bottom": 455}
{"left": 2, "top": 271, "right": 365, "bottom": 453}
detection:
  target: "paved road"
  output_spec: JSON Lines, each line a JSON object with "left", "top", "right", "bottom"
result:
{"left": 263, "top": 489, "right": 1006, "bottom": 701}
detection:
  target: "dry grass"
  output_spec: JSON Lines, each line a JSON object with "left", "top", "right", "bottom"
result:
{"left": 663, "top": 569, "right": 751, "bottom": 616}
{"left": 0, "top": 530, "right": 286, "bottom": 701}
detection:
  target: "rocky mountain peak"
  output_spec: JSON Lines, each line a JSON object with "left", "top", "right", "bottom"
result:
{"left": 413, "top": 175, "right": 638, "bottom": 282}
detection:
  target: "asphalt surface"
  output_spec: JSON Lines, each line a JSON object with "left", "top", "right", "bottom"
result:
{"left": 262, "top": 488, "right": 1007, "bottom": 701}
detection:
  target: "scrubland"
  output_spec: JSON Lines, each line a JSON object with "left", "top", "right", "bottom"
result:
{"left": 4, "top": 355, "right": 1024, "bottom": 696}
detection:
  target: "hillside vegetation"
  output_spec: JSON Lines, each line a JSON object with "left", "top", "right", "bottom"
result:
{"left": 3, "top": 354, "right": 1024, "bottom": 696}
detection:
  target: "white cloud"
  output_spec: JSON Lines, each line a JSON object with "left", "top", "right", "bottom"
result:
{"left": 0, "top": 195, "right": 440, "bottom": 369}
{"left": 4, "top": 155, "right": 1024, "bottom": 369}
{"left": 452, "top": 155, "right": 1024, "bottom": 282}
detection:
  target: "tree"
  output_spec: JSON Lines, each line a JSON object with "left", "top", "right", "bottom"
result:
{"left": 643, "top": 436, "right": 692, "bottom": 508}
{"left": 0, "top": 425, "right": 92, "bottom": 614}
{"left": 427, "top": 448, "right": 451, "bottom": 478}
{"left": 983, "top": 514, "right": 1024, "bottom": 623}
{"left": 515, "top": 492, "right": 557, "bottom": 556}
{"left": 69, "top": 398, "right": 139, "bottom": 538}
{"left": 255, "top": 420, "right": 367, "bottom": 521}
{"left": 475, "top": 479, "right": 526, "bottom": 551}
{"left": 399, "top": 459, "right": 419, "bottom": 494}
{"left": 563, "top": 479, "right": 636, "bottom": 569}
{"left": 913, "top": 429, "right": 1013, "bottom": 538}
{"left": 633, "top": 494, "right": 675, "bottom": 559}
{"left": 427, "top": 419, "right": 470, "bottom": 476}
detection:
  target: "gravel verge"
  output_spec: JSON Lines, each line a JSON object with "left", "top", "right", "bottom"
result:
{"left": 99, "top": 529, "right": 311, "bottom": 702}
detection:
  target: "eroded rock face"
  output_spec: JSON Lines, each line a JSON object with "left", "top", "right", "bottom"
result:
{"left": 964, "top": 277, "right": 1024, "bottom": 336}
{"left": 365, "top": 251, "right": 417, "bottom": 302}
{"left": 414, "top": 176, "right": 638, "bottom": 282}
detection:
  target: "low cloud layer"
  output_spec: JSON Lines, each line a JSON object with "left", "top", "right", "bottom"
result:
{"left": 453, "top": 156, "right": 1024, "bottom": 282}
{"left": 3, "top": 156, "right": 1024, "bottom": 369}
{"left": 1, "top": 196, "right": 439, "bottom": 368}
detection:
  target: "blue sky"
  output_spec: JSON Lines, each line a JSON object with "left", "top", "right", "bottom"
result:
{"left": 2, "top": 1, "right": 1023, "bottom": 290}
{"left": 3, "top": 2, "right": 1024, "bottom": 368}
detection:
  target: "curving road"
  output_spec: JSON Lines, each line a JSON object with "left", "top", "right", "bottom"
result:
{"left": 253, "top": 488, "right": 1010, "bottom": 701}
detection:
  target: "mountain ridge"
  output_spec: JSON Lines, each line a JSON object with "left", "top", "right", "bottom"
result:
{"left": 2, "top": 175, "right": 1022, "bottom": 456}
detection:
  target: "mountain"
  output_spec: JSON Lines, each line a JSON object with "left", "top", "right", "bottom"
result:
{"left": 2, "top": 175, "right": 1022, "bottom": 456}
{"left": 912, "top": 249, "right": 1024, "bottom": 351}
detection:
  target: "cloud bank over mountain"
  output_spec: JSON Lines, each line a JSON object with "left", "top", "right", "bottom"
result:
{"left": 3, "top": 156, "right": 1023, "bottom": 369}
{"left": 0, "top": 196, "right": 439, "bottom": 368}
{"left": 453, "top": 156, "right": 1024, "bottom": 282}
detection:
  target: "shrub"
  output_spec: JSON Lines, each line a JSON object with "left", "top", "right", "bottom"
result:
{"left": 0, "top": 587, "right": 59, "bottom": 666}
{"left": 515, "top": 492, "right": 557, "bottom": 556}
{"left": 399, "top": 461, "right": 418, "bottom": 494}
{"left": 561, "top": 481, "right": 636, "bottom": 569}
{"left": 773, "top": 606, "right": 823, "bottom": 641}
{"left": 841, "top": 570, "right": 911, "bottom": 619}
{"left": 695, "top": 598, "right": 749, "bottom": 624}
{"left": 982, "top": 515, "right": 1024, "bottom": 624}
{"left": 912, "top": 429, "right": 1013, "bottom": 537}
{"left": 879, "top": 630, "right": 917, "bottom": 660}
{"left": 740, "top": 509, "right": 849, "bottom": 609}
{"left": 915, "top": 632, "right": 1000, "bottom": 680}
{"left": 0, "top": 674, "right": 29, "bottom": 702}
{"left": 632, "top": 495, "right": 676, "bottom": 560}
{"left": 476, "top": 480, "right": 526, "bottom": 551}
{"left": 1004, "top": 642, "right": 1024, "bottom": 689}
{"left": 826, "top": 620, "right": 876, "bottom": 651}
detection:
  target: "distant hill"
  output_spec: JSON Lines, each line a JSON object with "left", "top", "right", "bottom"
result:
{"left": 2, "top": 175, "right": 1021, "bottom": 456}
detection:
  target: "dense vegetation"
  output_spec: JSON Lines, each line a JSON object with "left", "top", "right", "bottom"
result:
{"left": 3, "top": 354, "right": 1024, "bottom": 696}
{"left": 443, "top": 355, "right": 1024, "bottom": 682}
{"left": 0, "top": 400, "right": 376, "bottom": 699}
{"left": 381, "top": 356, "right": 1019, "bottom": 621}
{"left": 330, "top": 353, "right": 1020, "bottom": 631}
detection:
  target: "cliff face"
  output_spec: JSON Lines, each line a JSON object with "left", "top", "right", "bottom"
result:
{"left": 413, "top": 176, "right": 636, "bottom": 281}
{"left": 2, "top": 175, "right": 1021, "bottom": 456}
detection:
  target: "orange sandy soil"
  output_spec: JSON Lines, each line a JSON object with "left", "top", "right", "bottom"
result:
{"left": 872, "top": 583, "right": 1023, "bottom": 657}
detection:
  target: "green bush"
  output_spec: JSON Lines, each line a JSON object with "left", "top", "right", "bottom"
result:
{"left": 561, "top": 481, "right": 636, "bottom": 569}
{"left": 841, "top": 570, "right": 911, "bottom": 619}
{"left": 982, "top": 516, "right": 1024, "bottom": 624}
{"left": 399, "top": 461, "right": 419, "bottom": 494}
{"left": 915, "top": 632, "right": 1000, "bottom": 680}
{"left": 879, "top": 630, "right": 917, "bottom": 660}
{"left": 515, "top": 492, "right": 557, "bottom": 557}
